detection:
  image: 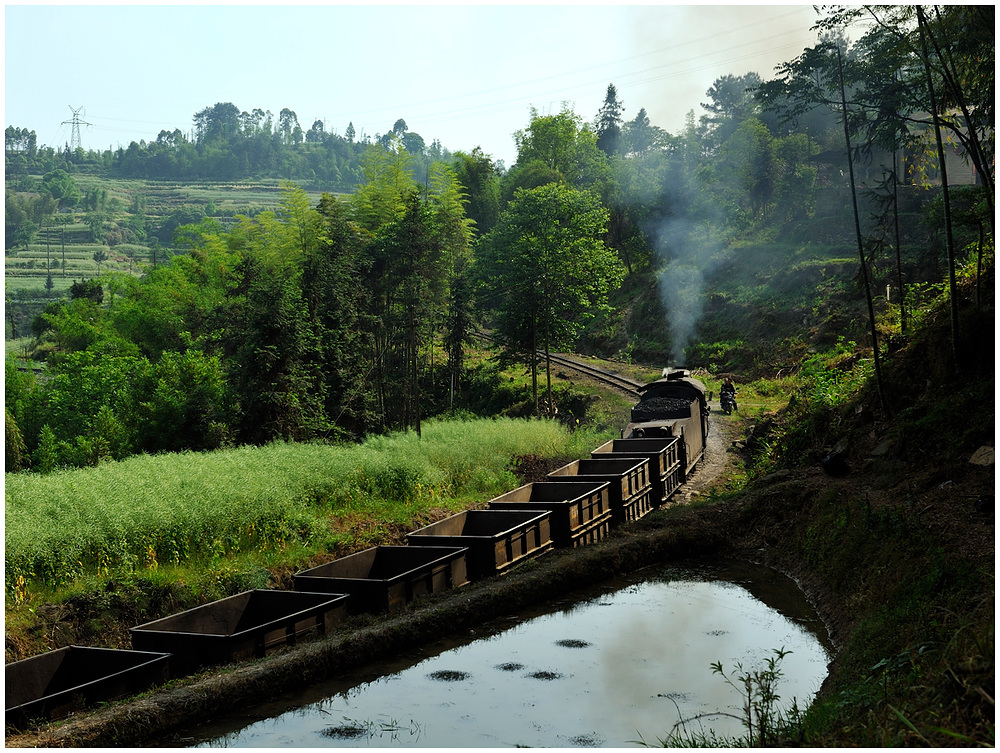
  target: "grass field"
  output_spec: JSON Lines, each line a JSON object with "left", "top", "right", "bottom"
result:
{"left": 4, "top": 417, "right": 610, "bottom": 605}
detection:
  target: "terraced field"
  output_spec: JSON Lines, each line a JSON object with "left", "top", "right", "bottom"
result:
{"left": 5, "top": 177, "right": 332, "bottom": 338}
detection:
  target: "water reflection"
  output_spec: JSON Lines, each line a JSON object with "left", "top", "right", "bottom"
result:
{"left": 186, "top": 559, "right": 831, "bottom": 748}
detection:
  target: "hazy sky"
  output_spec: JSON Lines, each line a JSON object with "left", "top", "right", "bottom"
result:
{"left": 4, "top": 3, "right": 823, "bottom": 167}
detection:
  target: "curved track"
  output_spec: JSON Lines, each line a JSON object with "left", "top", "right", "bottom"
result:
{"left": 544, "top": 352, "right": 644, "bottom": 397}
{"left": 472, "top": 332, "right": 644, "bottom": 398}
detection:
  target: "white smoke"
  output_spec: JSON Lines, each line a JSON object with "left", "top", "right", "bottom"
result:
{"left": 657, "top": 262, "right": 704, "bottom": 363}
{"left": 625, "top": 6, "right": 821, "bottom": 136}
{"left": 649, "top": 212, "right": 724, "bottom": 365}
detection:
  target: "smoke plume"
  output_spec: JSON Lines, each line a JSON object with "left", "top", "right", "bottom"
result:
{"left": 650, "top": 210, "right": 724, "bottom": 366}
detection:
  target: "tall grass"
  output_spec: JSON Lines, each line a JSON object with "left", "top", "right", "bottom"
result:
{"left": 5, "top": 417, "right": 594, "bottom": 602}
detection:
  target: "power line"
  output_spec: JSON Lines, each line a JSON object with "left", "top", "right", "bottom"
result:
{"left": 61, "top": 106, "right": 92, "bottom": 151}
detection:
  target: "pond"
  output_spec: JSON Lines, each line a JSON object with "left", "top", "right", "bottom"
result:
{"left": 176, "top": 559, "right": 832, "bottom": 748}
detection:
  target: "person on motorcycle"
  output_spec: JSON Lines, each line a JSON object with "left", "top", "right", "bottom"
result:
{"left": 720, "top": 377, "right": 737, "bottom": 413}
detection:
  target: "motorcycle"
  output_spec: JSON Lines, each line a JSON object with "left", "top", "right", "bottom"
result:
{"left": 720, "top": 391, "right": 737, "bottom": 415}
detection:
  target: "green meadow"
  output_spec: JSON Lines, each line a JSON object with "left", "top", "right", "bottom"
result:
{"left": 5, "top": 416, "right": 608, "bottom": 604}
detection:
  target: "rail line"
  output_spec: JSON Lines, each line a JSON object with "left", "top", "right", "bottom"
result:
{"left": 471, "top": 331, "right": 643, "bottom": 397}
{"left": 544, "top": 352, "right": 644, "bottom": 397}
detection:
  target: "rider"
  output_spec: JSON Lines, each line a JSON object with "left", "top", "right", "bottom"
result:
{"left": 720, "top": 377, "right": 737, "bottom": 411}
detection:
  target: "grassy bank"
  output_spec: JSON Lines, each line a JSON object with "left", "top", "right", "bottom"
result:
{"left": 722, "top": 277, "right": 995, "bottom": 746}
{"left": 5, "top": 416, "right": 611, "bottom": 659}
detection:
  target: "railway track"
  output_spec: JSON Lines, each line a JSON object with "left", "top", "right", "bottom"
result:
{"left": 472, "top": 331, "right": 644, "bottom": 398}
{"left": 544, "top": 352, "right": 644, "bottom": 397}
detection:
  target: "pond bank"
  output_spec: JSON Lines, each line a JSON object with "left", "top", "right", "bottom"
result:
{"left": 7, "top": 411, "right": 993, "bottom": 747}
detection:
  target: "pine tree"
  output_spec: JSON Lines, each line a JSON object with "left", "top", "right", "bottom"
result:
{"left": 595, "top": 84, "right": 625, "bottom": 156}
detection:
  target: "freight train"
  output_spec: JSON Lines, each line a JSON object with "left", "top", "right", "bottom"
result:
{"left": 7, "top": 368, "right": 712, "bottom": 728}
{"left": 623, "top": 368, "right": 710, "bottom": 480}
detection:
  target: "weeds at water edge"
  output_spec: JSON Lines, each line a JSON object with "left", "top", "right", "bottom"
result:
{"left": 637, "top": 648, "right": 803, "bottom": 748}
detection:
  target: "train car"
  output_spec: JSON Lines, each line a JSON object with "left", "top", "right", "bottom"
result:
{"left": 622, "top": 369, "right": 709, "bottom": 480}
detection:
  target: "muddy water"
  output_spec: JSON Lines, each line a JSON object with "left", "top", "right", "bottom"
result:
{"left": 182, "top": 560, "right": 832, "bottom": 748}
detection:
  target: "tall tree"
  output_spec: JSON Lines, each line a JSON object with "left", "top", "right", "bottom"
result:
{"left": 367, "top": 192, "right": 446, "bottom": 434}
{"left": 41, "top": 169, "right": 81, "bottom": 208}
{"left": 476, "top": 183, "right": 624, "bottom": 414}
{"left": 307, "top": 193, "right": 372, "bottom": 438}
{"left": 5, "top": 191, "right": 57, "bottom": 250}
{"left": 624, "top": 107, "right": 655, "bottom": 157}
{"left": 700, "top": 72, "right": 763, "bottom": 149}
{"left": 428, "top": 161, "right": 475, "bottom": 401}
{"left": 193, "top": 102, "right": 241, "bottom": 144}
{"left": 916, "top": 6, "right": 959, "bottom": 365}
{"left": 351, "top": 139, "right": 416, "bottom": 234}
{"left": 279, "top": 108, "right": 303, "bottom": 146}
{"left": 720, "top": 118, "right": 778, "bottom": 221}
{"left": 453, "top": 147, "right": 502, "bottom": 236}
{"left": 595, "top": 83, "right": 625, "bottom": 156}
{"left": 836, "top": 47, "right": 891, "bottom": 417}
{"left": 216, "top": 251, "right": 328, "bottom": 444}
{"left": 506, "top": 105, "right": 607, "bottom": 198}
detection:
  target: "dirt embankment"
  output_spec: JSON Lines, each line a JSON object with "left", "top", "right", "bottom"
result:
{"left": 8, "top": 408, "right": 993, "bottom": 748}
{"left": 6, "top": 417, "right": 746, "bottom": 748}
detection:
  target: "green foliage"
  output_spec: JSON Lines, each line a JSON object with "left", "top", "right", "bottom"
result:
{"left": 69, "top": 278, "right": 104, "bottom": 304}
{"left": 711, "top": 648, "right": 802, "bottom": 747}
{"left": 788, "top": 487, "right": 992, "bottom": 746}
{"left": 41, "top": 169, "right": 82, "bottom": 208}
{"left": 649, "top": 648, "right": 803, "bottom": 747}
{"left": 5, "top": 407, "right": 29, "bottom": 471}
{"left": 7, "top": 163, "right": 481, "bottom": 461}
{"left": 477, "top": 182, "right": 624, "bottom": 366}
{"left": 32, "top": 424, "right": 59, "bottom": 474}
{"left": 452, "top": 147, "right": 501, "bottom": 236}
{"left": 350, "top": 141, "right": 416, "bottom": 233}
{"left": 4, "top": 417, "right": 580, "bottom": 602}
{"left": 5, "top": 190, "right": 57, "bottom": 250}
{"left": 797, "top": 338, "right": 873, "bottom": 409}
{"left": 508, "top": 105, "right": 607, "bottom": 194}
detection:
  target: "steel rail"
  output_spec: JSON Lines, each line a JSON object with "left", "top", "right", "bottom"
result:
{"left": 472, "top": 331, "right": 644, "bottom": 397}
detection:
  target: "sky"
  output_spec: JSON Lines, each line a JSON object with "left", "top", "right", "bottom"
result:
{"left": 4, "top": 3, "right": 825, "bottom": 167}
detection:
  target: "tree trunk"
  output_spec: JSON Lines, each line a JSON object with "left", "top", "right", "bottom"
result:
{"left": 838, "top": 47, "right": 891, "bottom": 418}
{"left": 928, "top": 6, "right": 995, "bottom": 239}
{"left": 917, "top": 7, "right": 960, "bottom": 367}
{"left": 976, "top": 221, "right": 984, "bottom": 308}
{"left": 892, "top": 152, "right": 906, "bottom": 334}
{"left": 544, "top": 317, "right": 553, "bottom": 418}
{"left": 411, "top": 309, "right": 420, "bottom": 438}
{"left": 531, "top": 320, "right": 539, "bottom": 416}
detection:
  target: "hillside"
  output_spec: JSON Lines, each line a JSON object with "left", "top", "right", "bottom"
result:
{"left": 5, "top": 270, "right": 993, "bottom": 746}
{"left": 5, "top": 177, "right": 326, "bottom": 341}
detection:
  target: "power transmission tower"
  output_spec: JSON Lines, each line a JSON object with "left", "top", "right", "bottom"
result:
{"left": 62, "top": 105, "right": 91, "bottom": 150}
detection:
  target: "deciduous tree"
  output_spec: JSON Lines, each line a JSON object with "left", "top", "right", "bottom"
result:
{"left": 476, "top": 183, "right": 624, "bottom": 414}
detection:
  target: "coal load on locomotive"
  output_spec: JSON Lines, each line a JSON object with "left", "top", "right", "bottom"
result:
{"left": 623, "top": 369, "right": 709, "bottom": 480}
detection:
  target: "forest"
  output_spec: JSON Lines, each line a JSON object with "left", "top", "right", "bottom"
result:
{"left": 3, "top": 7, "right": 995, "bottom": 747}
{"left": 5, "top": 5, "right": 993, "bottom": 474}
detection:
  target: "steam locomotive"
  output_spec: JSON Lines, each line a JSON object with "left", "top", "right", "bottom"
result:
{"left": 623, "top": 368, "right": 710, "bottom": 481}
{"left": 7, "top": 368, "right": 714, "bottom": 729}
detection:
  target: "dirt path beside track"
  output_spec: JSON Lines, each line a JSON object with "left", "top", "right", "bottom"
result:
{"left": 675, "top": 406, "right": 740, "bottom": 502}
